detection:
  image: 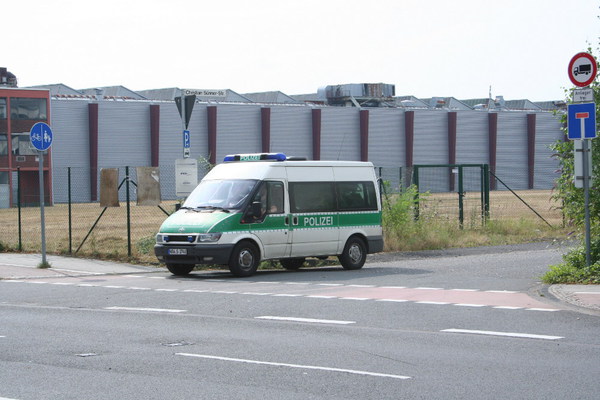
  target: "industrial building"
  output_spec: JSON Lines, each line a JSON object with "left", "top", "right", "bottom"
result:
{"left": 0, "top": 69, "right": 565, "bottom": 208}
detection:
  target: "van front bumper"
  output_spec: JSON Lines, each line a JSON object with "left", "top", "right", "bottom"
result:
{"left": 154, "top": 244, "right": 235, "bottom": 265}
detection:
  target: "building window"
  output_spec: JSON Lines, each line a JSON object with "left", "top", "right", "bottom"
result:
{"left": 11, "top": 133, "right": 37, "bottom": 155}
{"left": 0, "top": 98, "right": 6, "bottom": 119}
{"left": 10, "top": 98, "right": 47, "bottom": 120}
{"left": 0, "top": 134, "right": 7, "bottom": 155}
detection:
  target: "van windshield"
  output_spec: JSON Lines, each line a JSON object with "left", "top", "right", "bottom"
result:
{"left": 183, "top": 179, "right": 258, "bottom": 210}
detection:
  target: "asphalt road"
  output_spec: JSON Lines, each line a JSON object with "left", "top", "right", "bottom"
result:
{"left": 1, "top": 243, "right": 599, "bottom": 399}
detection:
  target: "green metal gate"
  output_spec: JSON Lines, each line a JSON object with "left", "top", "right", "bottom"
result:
{"left": 412, "top": 164, "right": 490, "bottom": 228}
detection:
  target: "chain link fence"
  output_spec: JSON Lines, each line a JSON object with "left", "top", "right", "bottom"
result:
{"left": 0, "top": 164, "right": 563, "bottom": 263}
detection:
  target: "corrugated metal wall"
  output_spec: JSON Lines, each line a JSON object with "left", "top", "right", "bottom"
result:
{"left": 270, "top": 106, "right": 312, "bottom": 158}
{"left": 48, "top": 99, "right": 564, "bottom": 203}
{"left": 216, "top": 105, "right": 261, "bottom": 161}
{"left": 535, "top": 113, "right": 563, "bottom": 189}
{"left": 320, "top": 107, "right": 360, "bottom": 161}
{"left": 496, "top": 113, "right": 529, "bottom": 190}
{"left": 50, "top": 100, "right": 91, "bottom": 203}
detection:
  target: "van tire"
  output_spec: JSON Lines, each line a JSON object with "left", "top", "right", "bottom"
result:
{"left": 338, "top": 236, "right": 367, "bottom": 270}
{"left": 280, "top": 258, "right": 305, "bottom": 270}
{"left": 229, "top": 241, "right": 260, "bottom": 277}
{"left": 166, "top": 263, "right": 194, "bottom": 276}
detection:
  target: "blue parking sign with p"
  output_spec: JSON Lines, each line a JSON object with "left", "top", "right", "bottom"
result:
{"left": 183, "top": 130, "right": 190, "bottom": 148}
{"left": 568, "top": 103, "right": 596, "bottom": 140}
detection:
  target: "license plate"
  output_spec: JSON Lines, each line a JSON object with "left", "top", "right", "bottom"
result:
{"left": 168, "top": 248, "right": 187, "bottom": 255}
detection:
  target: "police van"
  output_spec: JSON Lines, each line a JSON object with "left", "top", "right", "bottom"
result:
{"left": 154, "top": 153, "right": 383, "bottom": 277}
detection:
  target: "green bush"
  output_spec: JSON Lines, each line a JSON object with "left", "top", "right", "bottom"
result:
{"left": 543, "top": 237, "right": 600, "bottom": 284}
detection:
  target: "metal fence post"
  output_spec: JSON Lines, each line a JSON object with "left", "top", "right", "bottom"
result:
{"left": 483, "top": 164, "right": 490, "bottom": 222}
{"left": 17, "top": 167, "right": 22, "bottom": 251}
{"left": 68, "top": 167, "right": 72, "bottom": 253}
{"left": 458, "top": 165, "right": 464, "bottom": 229}
{"left": 126, "top": 166, "right": 131, "bottom": 258}
{"left": 412, "top": 166, "right": 420, "bottom": 220}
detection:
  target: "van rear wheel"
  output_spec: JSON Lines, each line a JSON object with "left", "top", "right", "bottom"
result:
{"left": 280, "top": 257, "right": 305, "bottom": 270}
{"left": 166, "top": 263, "right": 194, "bottom": 276}
{"left": 229, "top": 241, "right": 260, "bottom": 277}
{"left": 338, "top": 237, "right": 367, "bottom": 270}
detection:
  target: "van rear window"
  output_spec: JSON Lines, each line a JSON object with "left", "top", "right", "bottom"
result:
{"left": 289, "top": 181, "right": 378, "bottom": 213}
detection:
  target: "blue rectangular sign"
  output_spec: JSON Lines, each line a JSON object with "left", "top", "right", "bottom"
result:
{"left": 567, "top": 102, "right": 596, "bottom": 139}
{"left": 183, "top": 130, "right": 190, "bottom": 148}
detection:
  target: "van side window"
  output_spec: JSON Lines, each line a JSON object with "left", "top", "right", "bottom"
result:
{"left": 268, "top": 182, "right": 284, "bottom": 214}
{"left": 337, "top": 182, "right": 378, "bottom": 211}
{"left": 290, "top": 182, "right": 335, "bottom": 213}
{"left": 244, "top": 181, "right": 285, "bottom": 223}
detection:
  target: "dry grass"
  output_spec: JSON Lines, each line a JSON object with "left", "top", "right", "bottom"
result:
{"left": 0, "top": 190, "right": 566, "bottom": 263}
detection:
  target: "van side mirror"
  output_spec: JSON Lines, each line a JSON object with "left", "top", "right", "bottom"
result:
{"left": 249, "top": 201, "right": 262, "bottom": 218}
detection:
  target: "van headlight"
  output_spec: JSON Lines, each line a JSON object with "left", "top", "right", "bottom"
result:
{"left": 198, "top": 233, "right": 222, "bottom": 242}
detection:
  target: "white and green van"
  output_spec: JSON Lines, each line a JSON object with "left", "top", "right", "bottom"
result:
{"left": 154, "top": 153, "right": 383, "bottom": 277}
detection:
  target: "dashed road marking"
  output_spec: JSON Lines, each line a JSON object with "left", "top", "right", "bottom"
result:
{"left": 1, "top": 279, "right": 562, "bottom": 312}
{"left": 256, "top": 316, "right": 355, "bottom": 325}
{"left": 104, "top": 306, "right": 186, "bottom": 313}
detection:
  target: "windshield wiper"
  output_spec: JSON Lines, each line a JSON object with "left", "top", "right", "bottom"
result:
{"left": 190, "top": 205, "right": 230, "bottom": 213}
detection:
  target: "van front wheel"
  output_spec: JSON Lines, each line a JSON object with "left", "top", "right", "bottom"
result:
{"left": 338, "top": 237, "right": 367, "bottom": 270}
{"left": 229, "top": 241, "right": 260, "bottom": 277}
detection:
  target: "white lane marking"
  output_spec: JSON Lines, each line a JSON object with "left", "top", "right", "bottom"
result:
{"left": 307, "top": 295, "right": 337, "bottom": 299}
{"left": 256, "top": 316, "right": 355, "bottom": 325}
{"left": 454, "top": 304, "right": 486, "bottom": 308}
{"left": 154, "top": 288, "right": 179, "bottom": 292}
{"left": 376, "top": 299, "right": 409, "bottom": 303}
{"left": 52, "top": 282, "right": 75, "bottom": 285}
{"left": 441, "top": 329, "right": 563, "bottom": 340}
{"left": 574, "top": 291, "right": 600, "bottom": 294}
{"left": 317, "top": 283, "right": 344, "bottom": 286}
{"left": 348, "top": 284, "right": 375, "bottom": 288}
{"left": 485, "top": 290, "right": 517, "bottom": 294}
{"left": 128, "top": 287, "right": 151, "bottom": 290}
{"left": 416, "top": 301, "right": 449, "bottom": 305}
{"left": 493, "top": 306, "right": 522, "bottom": 309}
{"left": 451, "top": 288, "right": 478, "bottom": 292}
{"left": 341, "top": 297, "right": 370, "bottom": 301}
{"left": 0, "top": 336, "right": 5, "bottom": 338}
{"left": 381, "top": 286, "right": 406, "bottom": 289}
{"left": 183, "top": 289, "right": 208, "bottom": 293}
{"left": 176, "top": 353, "right": 411, "bottom": 380}
{"left": 103, "top": 285, "right": 126, "bottom": 289}
{"left": 241, "top": 292, "right": 273, "bottom": 296}
{"left": 0, "top": 396, "right": 21, "bottom": 400}
{"left": 526, "top": 308, "right": 559, "bottom": 312}
{"left": 415, "top": 287, "right": 443, "bottom": 290}
{"left": 104, "top": 307, "right": 186, "bottom": 313}
{"left": 273, "top": 294, "right": 302, "bottom": 297}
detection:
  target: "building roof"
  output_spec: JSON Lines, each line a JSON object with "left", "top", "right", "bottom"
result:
{"left": 243, "top": 91, "right": 300, "bottom": 104}
{"left": 79, "top": 85, "right": 147, "bottom": 100}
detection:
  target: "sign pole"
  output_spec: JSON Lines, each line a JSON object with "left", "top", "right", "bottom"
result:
{"left": 582, "top": 139, "right": 592, "bottom": 266}
{"left": 38, "top": 150, "right": 47, "bottom": 265}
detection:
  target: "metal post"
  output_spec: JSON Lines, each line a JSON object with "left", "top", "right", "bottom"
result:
{"left": 17, "top": 167, "right": 22, "bottom": 251}
{"left": 38, "top": 150, "right": 47, "bottom": 265}
{"left": 68, "top": 167, "right": 72, "bottom": 254}
{"left": 412, "top": 166, "right": 420, "bottom": 220}
{"left": 582, "top": 139, "right": 591, "bottom": 267}
{"left": 126, "top": 166, "right": 131, "bottom": 257}
{"left": 458, "top": 165, "right": 464, "bottom": 229}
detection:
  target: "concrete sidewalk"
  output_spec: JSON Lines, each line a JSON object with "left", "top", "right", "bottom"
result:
{"left": 0, "top": 253, "right": 163, "bottom": 279}
{"left": 1, "top": 253, "right": 599, "bottom": 314}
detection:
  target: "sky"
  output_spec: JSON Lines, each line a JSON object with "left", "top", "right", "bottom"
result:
{"left": 3, "top": 0, "right": 600, "bottom": 101}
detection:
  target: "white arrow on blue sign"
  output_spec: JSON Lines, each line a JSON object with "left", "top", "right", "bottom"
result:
{"left": 29, "top": 122, "right": 53, "bottom": 151}
{"left": 567, "top": 102, "right": 596, "bottom": 140}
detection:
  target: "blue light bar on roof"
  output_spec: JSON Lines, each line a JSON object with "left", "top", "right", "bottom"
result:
{"left": 223, "top": 153, "right": 287, "bottom": 162}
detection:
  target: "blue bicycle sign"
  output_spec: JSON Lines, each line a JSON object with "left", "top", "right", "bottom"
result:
{"left": 30, "top": 122, "right": 53, "bottom": 151}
